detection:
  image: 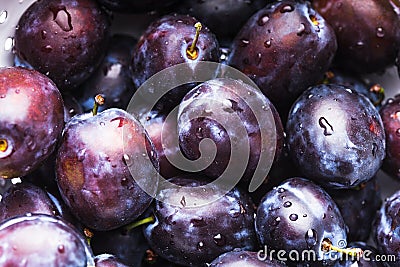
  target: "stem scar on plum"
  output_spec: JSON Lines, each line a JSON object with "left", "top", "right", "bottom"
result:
{"left": 186, "top": 22, "right": 202, "bottom": 60}
{"left": 0, "top": 139, "right": 7, "bottom": 152}
{"left": 321, "top": 238, "right": 363, "bottom": 258}
{"left": 92, "top": 94, "right": 105, "bottom": 116}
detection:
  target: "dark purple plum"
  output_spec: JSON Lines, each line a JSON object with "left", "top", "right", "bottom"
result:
{"left": 94, "top": 254, "right": 130, "bottom": 267}
{"left": 131, "top": 14, "right": 220, "bottom": 114}
{"left": 56, "top": 108, "right": 158, "bottom": 230}
{"left": 144, "top": 176, "right": 258, "bottom": 266}
{"left": 227, "top": 0, "right": 337, "bottom": 118}
{"left": 334, "top": 242, "right": 390, "bottom": 267}
{"left": 380, "top": 95, "right": 400, "bottom": 179}
{"left": 209, "top": 250, "right": 286, "bottom": 266}
{"left": 286, "top": 84, "right": 385, "bottom": 188}
{"left": 14, "top": 0, "right": 111, "bottom": 91}
{"left": 312, "top": 0, "right": 400, "bottom": 74}
{"left": 0, "top": 67, "right": 65, "bottom": 179}
{"left": 176, "top": 0, "right": 270, "bottom": 45}
{"left": 78, "top": 34, "right": 137, "bottom": 113}
{"left": 373, "top": 190, "right": 400, "bottom": 266}
{"left": 90, "top": 224, "right": 148, "bottom": 266}
{"left": 0, "top": 214, "right": 94, "bottom": 266}
{"left": 177, "top": 78, "right": 284, "bottom": 188}
{"left": 256, "top": 177, "right": 347, "bottom": 265}
{"left": 326, "top": 177, "right": 382, "bottom": 242}
{"left": 0, "top": 182, "right": 58, "bottom": 224}
{"left": 96, "top": 0, "right": 180, "bottom": 13}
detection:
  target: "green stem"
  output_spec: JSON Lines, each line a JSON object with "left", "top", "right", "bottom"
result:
{"left": 125, "top": 216, "right": 155, "bottom": 233}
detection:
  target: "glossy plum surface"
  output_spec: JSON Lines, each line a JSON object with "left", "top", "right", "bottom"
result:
{"left": 0, "top": 67, "right": 65, "bottom": 179}
{"left": 14, "top": 0, "right": 111, "bottom": 90}
{"left": 0, "top": 214, "right": 94, "bottom": 267}
{"left": 94, "top": 254, "right": 130, "bottom": 267}
{"left": 131, "top": 14, "right": 220, "bottom": 114}
{"left": 177, "top": 78, "right": 284, "bottom": 186}
{"left": 373, "top": 190, "right": 400, "bottom": 265}
{"left": 312, "top": 0, "right": 400, "bottom": 74}
{"left": 56, "top": 108, "right": 158, "bottom": 230}
{"left": 286, "top": 84, "right": 385, "bottom": 188}
{"left": 228, "top": 0, "right": 337, "bottom": 118}
{"left": 0, "top": 182, "right": 57, "bottom": 224}
{"left": 209, "top": 250, "right": 286, "bottom": 267}
{"left": 144, "top": 176, "right": 258, "bottom": 266}
{"left": 256, "top": 177, "right": 347, "bottom": 265}
{"left": 380, "top": 95, "right": 400, "bottom": 179}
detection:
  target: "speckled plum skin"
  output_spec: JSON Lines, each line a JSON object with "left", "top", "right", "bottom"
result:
{"left": 0, "top": 182, "right": 57, "bottom": 224}
{"left": 312, "top": 0, "right": 400, "bottom": 74}
{"left": 14, "top": 0, "right": 111, "bottom": 91}
{"left": 0, "top": 214, "right": 92, "bottom": 267}
{"left": 177, "top": 78, "right": 284, "bottom": 186}
{"left": 256, "top": 177, "right": 347, "bottom": 265}
{"left": 380, "top": 95, "right": 400, "bottom": 180}
{"left": 209, "top": 250, "right": 286, "bottom": 267}
{"left": 286, "top": 84, "right": 385, "bottom": 189}
{"left": 0, "top": 67, "right": 65, "bottom": 179}
{"left": 143, "top": 177, "right": 258, "bottom": 266}
{"left": 56, "top": 108, "right": 158, "bottom": 231}
{"left": 227, "top": 0, "right": 337, "bottom": 116}
{"left": 373, "top": 190, "right": 400, "bottom": 266}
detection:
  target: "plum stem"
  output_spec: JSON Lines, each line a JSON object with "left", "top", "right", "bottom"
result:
{"left": 0, "top": 139, "right": 7, "bottom": 152}
{"left": 83, "top": 227, "right": 94, "bottom": 246}
{"left": 369, "top": 84, "right": 385, "bottom": 106}
{"left": 321, "top": 239, "right": 363, "bottom": 257}
{"left": 186, "top": 22, "right": 202, "bottom": 60}
{"left": 124, "top": 216, "right": 155, "bottom": 232}
{"left": 92, "top": 94, "right": 105, "bottom": 116}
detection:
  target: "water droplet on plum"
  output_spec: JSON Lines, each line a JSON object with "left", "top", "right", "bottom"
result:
{"left": 283, "top": 201, "right": 292, "bottom": 208}
{"left": 280, "top": 4, "right": 294, "bottom": 13}
{"left": 257, "top": 15, "right": 269, "bottom": 26}
{"left": 289, "top": 214, "right": 298, "bottom": 221}
{"left": 376, "top": 27, "right": 385, "bottom": 38}
{"left": 319, "top": 117, "right": 334, "bottom": 136}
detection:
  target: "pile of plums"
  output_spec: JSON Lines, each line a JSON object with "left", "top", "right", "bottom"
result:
{"left": 1, "top": 0, "right": 400, "bottom": 266}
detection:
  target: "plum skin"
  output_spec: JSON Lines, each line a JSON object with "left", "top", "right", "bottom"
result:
{"left": 228, "top": 0, "right": 337, "bottom": 117}
{"left": 0, "top": 67, "right": 65, "bottom": 179}
{"left": 143, "top": 177, "right": 258, "bottom": 266}
{"left": 56, "top": 108, "right": 158, "bottom": 231}
{"left": 286, "top": 84, "right": 385, "bottom": 188}
{"left": 379, "top": 95, "right": 400, "bottom": 180}
{"left": 255, "top": 177, "right": 347, "bottom": 265}
{"left": 14, "top": 0, "right": 111, "bottom": 90}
